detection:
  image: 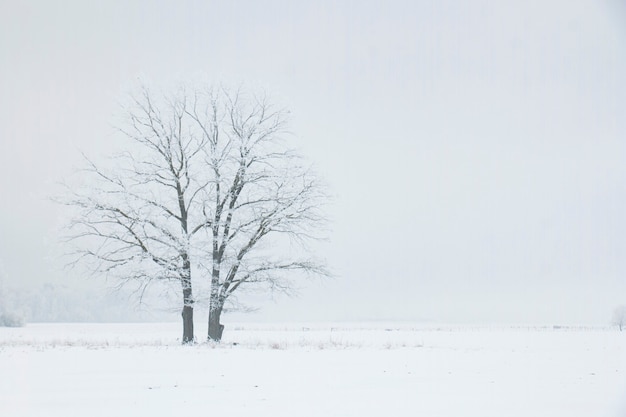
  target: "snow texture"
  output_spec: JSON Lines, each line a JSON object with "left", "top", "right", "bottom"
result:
{"left": 1, "top": 322, "right": 625, "bottom": 416}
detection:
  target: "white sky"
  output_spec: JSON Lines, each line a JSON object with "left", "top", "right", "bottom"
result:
{"left": 1, "top": 0, "right": 625, "bottom": 324}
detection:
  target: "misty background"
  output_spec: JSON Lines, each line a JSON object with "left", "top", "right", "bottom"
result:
{"left": 0, "top": 0, "right": 625, "bottom": 324}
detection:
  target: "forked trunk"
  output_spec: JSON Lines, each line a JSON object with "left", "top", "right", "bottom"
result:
{"left": 208, "top": 305, "right": 224, "bottom": 342}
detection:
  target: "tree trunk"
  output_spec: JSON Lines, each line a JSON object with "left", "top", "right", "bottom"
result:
{"left": 181, "top": 274, "right": 194, "bottom": 344}
{"left": 182, "top": 303, "right": 194, "bottom": 344}
{"left": 208, "top": 305, "right": 224, "bottom": 342}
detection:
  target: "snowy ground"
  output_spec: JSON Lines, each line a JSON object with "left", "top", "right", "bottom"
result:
{"left": 1, "top": 323, "right": 625, "bottom": 417}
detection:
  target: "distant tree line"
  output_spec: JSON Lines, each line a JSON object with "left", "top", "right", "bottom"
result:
{"left": 0, "top": 282, "right": 173, "bottom": 326}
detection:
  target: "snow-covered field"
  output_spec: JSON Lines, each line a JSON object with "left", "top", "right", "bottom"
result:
{"left": 1, "top": 322, "right": 625, "bottom": 416}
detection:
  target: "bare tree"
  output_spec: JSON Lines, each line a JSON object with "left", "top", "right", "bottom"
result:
{"left": 195, "top": 90, "right": 329, "bottom": 341}
{"left": 612, "top": 305, "right": 626, "bottom": 331}
{"left": 63, "top": 86, "right": 213, "bottom": 343}
{"left": 62, "top": 84, "right": 328, "bottom": 343}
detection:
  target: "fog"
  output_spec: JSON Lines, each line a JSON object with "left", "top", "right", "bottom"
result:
{"left": 1, "top": 0, "right": 625, "bottom": 324}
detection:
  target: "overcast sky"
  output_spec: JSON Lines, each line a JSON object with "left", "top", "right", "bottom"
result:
{"left": 1, "top": 0, "right": 625, "bottom": 324}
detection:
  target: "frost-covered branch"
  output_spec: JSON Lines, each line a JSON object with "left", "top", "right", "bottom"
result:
{"left": 60, "top": 84, "right": 329, "bottom": 343}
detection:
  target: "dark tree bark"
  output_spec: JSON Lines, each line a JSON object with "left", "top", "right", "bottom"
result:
{"left": 181, "top": 302, "right": 194, "bottom": 343}
{"left": 208, "top": 304, "right": 224, "bottom": 342}
{"left": 181, "top": 269, "right": 194, "bottom": 344}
